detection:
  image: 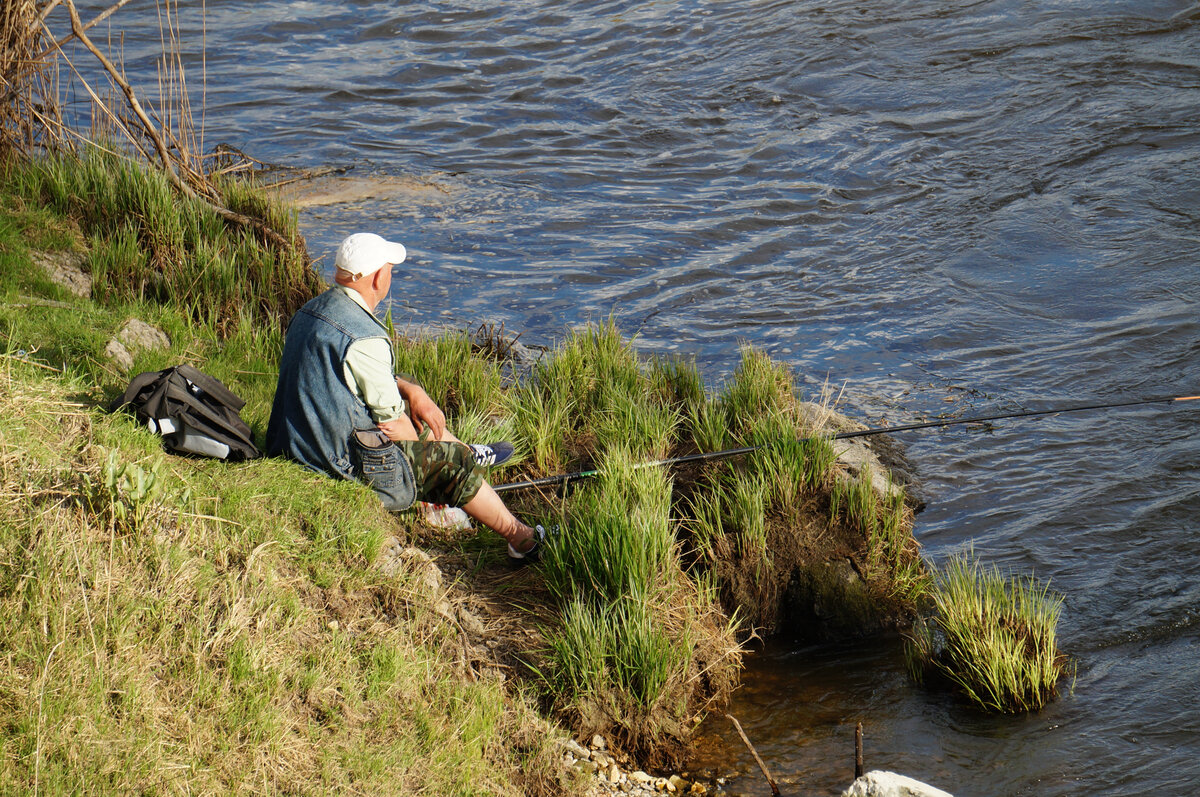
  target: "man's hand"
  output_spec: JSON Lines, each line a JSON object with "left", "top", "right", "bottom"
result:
{"left": 396, "top": 378, "right": 446, "bottom": 440}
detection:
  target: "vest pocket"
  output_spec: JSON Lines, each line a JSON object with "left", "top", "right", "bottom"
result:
{"left": 351, "top": 429, "right": 416, "bottom": 511}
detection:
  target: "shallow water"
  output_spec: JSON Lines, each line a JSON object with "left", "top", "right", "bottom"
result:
{"left": 71, "top": 0, "right": 1200, "bottom": 793}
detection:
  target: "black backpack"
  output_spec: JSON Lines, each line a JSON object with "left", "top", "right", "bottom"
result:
{"left": 110, "top": 364, "right": 261, "bottom": 461}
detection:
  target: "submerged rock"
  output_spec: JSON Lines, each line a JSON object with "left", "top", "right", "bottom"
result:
{"left": 799, "top": 401, "right": 924, "bottom": 507}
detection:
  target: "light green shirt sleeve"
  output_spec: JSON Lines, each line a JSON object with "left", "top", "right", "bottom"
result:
{"left": 336, "top": 286, "right": 406, "bottom": 424}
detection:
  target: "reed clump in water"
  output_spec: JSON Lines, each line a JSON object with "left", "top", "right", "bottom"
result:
{"left": 904, "top": 552, "right": 1072, "bottom": 713}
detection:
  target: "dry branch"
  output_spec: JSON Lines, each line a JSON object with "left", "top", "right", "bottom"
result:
{"left": 64, "top": 0, "right": 299, "bottom": 251}
{"left": 34, "top": 0, "right": 132, "bottom": 62}
{"left": 727, "top": 713, "right": 781, "bottom": 796}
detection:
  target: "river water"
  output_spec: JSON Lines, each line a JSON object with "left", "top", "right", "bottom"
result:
{"left": 74, "top": 1, "right": 1200, "bottom": 794}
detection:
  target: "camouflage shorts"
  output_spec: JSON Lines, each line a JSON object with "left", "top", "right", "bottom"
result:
{"left": 395, "top": 439, "right": 484, "bottom": 508}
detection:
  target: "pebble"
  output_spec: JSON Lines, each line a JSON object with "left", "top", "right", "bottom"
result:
{"left": 561, "top": 738, "right": 712, "bottom": 797}
{"left": 565, "top": 739, "right": 591, "bottom": 759}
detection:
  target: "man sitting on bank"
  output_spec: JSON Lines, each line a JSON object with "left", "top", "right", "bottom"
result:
{"left": 266, "top": 232, "right": 546, "bottom": 561}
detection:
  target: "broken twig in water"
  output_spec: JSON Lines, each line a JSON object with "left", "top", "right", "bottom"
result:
{"left": 727, "top": 713, "right": 781, "bottom": 796}
{"left": 855, "top": 722, "right": 864, "bottom": 779}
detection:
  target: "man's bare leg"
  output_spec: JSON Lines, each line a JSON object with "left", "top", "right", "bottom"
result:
{"left": 461, "top": 482, "right": 538, "bottom": 553}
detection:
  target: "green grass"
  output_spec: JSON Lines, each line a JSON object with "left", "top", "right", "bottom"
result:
{"left": 0, "top": 159, "right": 569, "bottom": 794}
{"left": 539, "top": 448, "right": 733, "bottom": 753}
{"left": 720, "top": 347, "right": 800, "bottom": 443}
{"left": 541, "top": 448, "right": 675, "bottom": 607}
{"left": 390, "top": 327, "right": 505, "bottom": 420}
{"left": 905, "top": 552, "right": 1071, "bottom": 713}
{"left": 0, "top": 140, "right": 979, "bottom": 781}
{"left": 1, "top": 149, "right": 322, "bottom": 334}
{"left": 0, "top": 358, "right": 562, "bottom": 795}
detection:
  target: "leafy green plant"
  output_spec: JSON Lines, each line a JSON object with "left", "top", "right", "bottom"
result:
{"left": 86, "top": 449, "right": 164, "bottom": 533}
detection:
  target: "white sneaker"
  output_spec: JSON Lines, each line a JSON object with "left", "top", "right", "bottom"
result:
{"left": 419, "top": 502, "right": 473, "bottom": 531}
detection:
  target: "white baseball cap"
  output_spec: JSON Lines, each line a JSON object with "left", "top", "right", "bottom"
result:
{"left": 334, "top": 233, "right": 407, "bottom": 280}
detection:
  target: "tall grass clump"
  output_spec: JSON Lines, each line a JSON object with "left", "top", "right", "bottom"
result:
{"left": 540, "top": 448, "right": 737, "bottom": 755}
{"left": 905, "top": 552, "right": 1071, "bottom": 713}
{"left": 828, "top": 466, "right": 928, "bottom": 602}
{"left": 507, "top": 382, "right": 574, "bottom": 474}
{"left": 389, "top": 327, "right": 505, "bottom": 419}
{"left": 509, "top": 318, "right": 681, "bottom": 473}
{"left": 647, "top": 354, "right": 705, "bottom": 416}
{"left": 1, "top": 149, "right": 321, "bottom": 332}
{"left": 541, "top": 448, "right": 674, "bottom": 605}
{"left": 674, "top": 346, "right": 929, "bottom": 634}
{"left": 720, "top": 346, "right": 800, "bottom": 443}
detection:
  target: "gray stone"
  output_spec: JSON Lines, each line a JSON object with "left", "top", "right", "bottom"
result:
{"left": 591, "top": 733, "right": 607, "bottom": 751}
{"left": 456, "top": 606, "right": 486, "bottom": 637}
{"left": 32, "top": 251, "right": 91, "bottom": 298}
{"left": 842, "top": 771, "right": 953, "bottom": 797}
{"left": 564, "top": 739, "right": 591, "bottom": 759}
{"left": 385, "top": 546, "right": 442, "bottom": 593}
{"left": 118, "top": 319, "right": 170, "bottom": 352}
{"left": 104, "top": 339, "right": 134, "bottom": 371}
{"left": 798, "top": 401, "right": 921, "bottom": 503}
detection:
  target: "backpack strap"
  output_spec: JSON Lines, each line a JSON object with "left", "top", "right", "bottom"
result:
{"left": 175, "top": 363, "right": 247, "bottom": 412}
{"left": 108, "top": 366, "right": 173, "bottom": 414}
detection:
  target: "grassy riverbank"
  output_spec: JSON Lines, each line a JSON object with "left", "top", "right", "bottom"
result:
{"left": 0, "top": 144, "right": 1069, "bottom": 793}
{"left": 0, "top": 149, "right": 929, "bottom": 786}
{"left": 0, "top": 157, "right": 571, "bottom": 794}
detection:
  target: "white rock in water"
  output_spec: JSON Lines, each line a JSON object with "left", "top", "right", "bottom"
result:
{"left": 843, "top": 771, "right": 953, "bottom": 797}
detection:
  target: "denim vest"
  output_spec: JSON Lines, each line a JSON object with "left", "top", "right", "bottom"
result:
{"left": 266, "top": 288, "right": 416, "bottom": 509}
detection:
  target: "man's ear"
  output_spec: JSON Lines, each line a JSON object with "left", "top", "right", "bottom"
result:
{"left": 371, "top": 267, "right": 388, "bottom": 291}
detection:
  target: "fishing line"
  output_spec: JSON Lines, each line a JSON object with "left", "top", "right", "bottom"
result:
{"left": 492, "top": 393, "right": 1200, "bottom": 494}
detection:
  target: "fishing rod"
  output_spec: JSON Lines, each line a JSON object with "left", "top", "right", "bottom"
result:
{"left": 492, "top": 392, "right": 1200, "bottom": 494}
